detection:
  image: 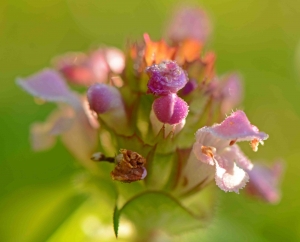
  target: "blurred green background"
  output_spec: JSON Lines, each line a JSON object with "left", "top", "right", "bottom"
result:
{"left": 1, "top": 0, "right": 300, "bottom": 241}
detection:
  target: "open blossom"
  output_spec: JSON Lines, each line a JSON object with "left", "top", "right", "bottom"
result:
{"left": 192, "top": 110, "right": 268, "bottom": 193}
{"left": 16, "top": 69, "right": 99, "bottom": 169}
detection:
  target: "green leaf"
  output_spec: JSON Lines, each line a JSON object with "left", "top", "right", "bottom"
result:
{"left": 118, "top": 191, "right": 205, "bottom": 238}
{"left": 113, "top": 205, "right": 120, "bottom": 238}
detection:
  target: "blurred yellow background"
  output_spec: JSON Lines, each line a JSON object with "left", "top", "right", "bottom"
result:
{"left": 1, "top": 0, "right": 300, "bottom": 241}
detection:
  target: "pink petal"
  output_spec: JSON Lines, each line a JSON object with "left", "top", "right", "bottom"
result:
{"left": 246, "top": 161, "right": 284, "bottom": 203}
{"left": 220, "top": 73, "right": 243, "bottom": 113}
{"left": 208, "top": 110, "right": 268, "bottom": 144}
{"left": 61, "top": 108, "right": 98, "bottom": 162}
{"left": 17, "top": 69, "right": 73, "bottom": 103}
{"left": 89, "top": 49, "right": 110, "bottom": 82}
{"left": 82, "top": 96, "right": 100, "bottom": 129}
{"left": 215, "top": 155, "right": 249, "bottom": 193}
{"left": 104, "top": 48, "right": 125, "bottom": 73}
{"left": 221, "top": 145, "right": 253, "bottom": 171}
{"left": 53, "top": 52, "right": 96, "bottom": 86}
{"left": 30, "top": 123, "right": 56, "bottom": 151}
{"left": 195, "top": 127, "right": 230, "bottom": 152}
{"left": 30, "top": 107, "right": 74, "bottom": 151}
{"left": 165, "top": 6, "right": 212, "bottom": 43}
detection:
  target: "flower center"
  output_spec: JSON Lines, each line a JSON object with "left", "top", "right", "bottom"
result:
{"left": 201, "top": 145, "right": 215, "bottom": 158}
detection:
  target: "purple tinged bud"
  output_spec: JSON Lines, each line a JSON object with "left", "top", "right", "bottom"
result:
{"left": 181, "top": 79, "right": 198, "bottom": 96}
{"left": 146, "top": 60, "right": 188, "bottom": 95}
{"left": 152, "top": 94, "right": 189, "bottom": 125}
{"left": 87, "top": 83, "right": 122, "bottom": 114}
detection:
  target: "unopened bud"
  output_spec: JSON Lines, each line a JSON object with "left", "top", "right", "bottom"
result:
{"left": 146, "top": 60, "right": 188, "bottom": 95}
{"left": 87, "top": 83, "right": 129, "bottom": 135}
{"left": 87, "top": 83, "right": 123, "bottom": 114}
{"left": 152, "top": 94, "right": 189, "bottom": 125}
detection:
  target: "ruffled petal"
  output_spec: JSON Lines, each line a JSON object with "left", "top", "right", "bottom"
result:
{"left": 246, "top": 161, "right": 284, "bottom": 203}
{"left": 214, "top": 155, "right": 249, "bottom": 193}
{"left": 16, "top": 69, "right": 73, "bottom": 103}
{"left": 208, "top": 110, "right": 268, "bottom": 150}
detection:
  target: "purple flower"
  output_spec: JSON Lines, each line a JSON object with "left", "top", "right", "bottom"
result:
{"left": 16, "top": 69, "right": 99, "bottom": 168}
{"left": 192, "top": 110, "right": 268, "bottom": 193}
{"left": 146, "top": 60, "right": 188, "bottom": 95}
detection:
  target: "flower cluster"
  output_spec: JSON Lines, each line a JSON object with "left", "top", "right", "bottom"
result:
{"left": 17, "top": 5, "right": 283, "bottom": 239}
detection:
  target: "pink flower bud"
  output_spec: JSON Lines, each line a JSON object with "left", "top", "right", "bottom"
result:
{"left": 146, "top": 60, "right": 188, "bottom": 95}
{"left": 152, "top": 94, "right": 189, "bottom": 125}
{"left": 87, "top": 83, "right": 123, "bottom": 114}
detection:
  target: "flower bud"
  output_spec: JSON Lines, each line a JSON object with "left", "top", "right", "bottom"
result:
{"left": 87, "top": 83, "right": 129, "bottom": 135}
{"left": 87, "top": 83, "right": 123, "bottom": 114}
{"left": 152, "top": 94, "right": 189, "bottom": 125}
{"left": 146, "top": 60, "right": 188, "bottom": 95}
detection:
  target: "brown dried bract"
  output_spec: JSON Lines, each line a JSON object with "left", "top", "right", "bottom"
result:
{"left": 111, "top": 149, "right": 147, "bottom": 183}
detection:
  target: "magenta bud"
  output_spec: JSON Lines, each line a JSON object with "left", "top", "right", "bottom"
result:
{"left": 87, "top": 83, "right": 122, "bottom": 114}
{"left": 146, "top": 60, "right": 188, "bottom": 95}
{"left": 152, "top": 94, "right": 189, "bottom": 125}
